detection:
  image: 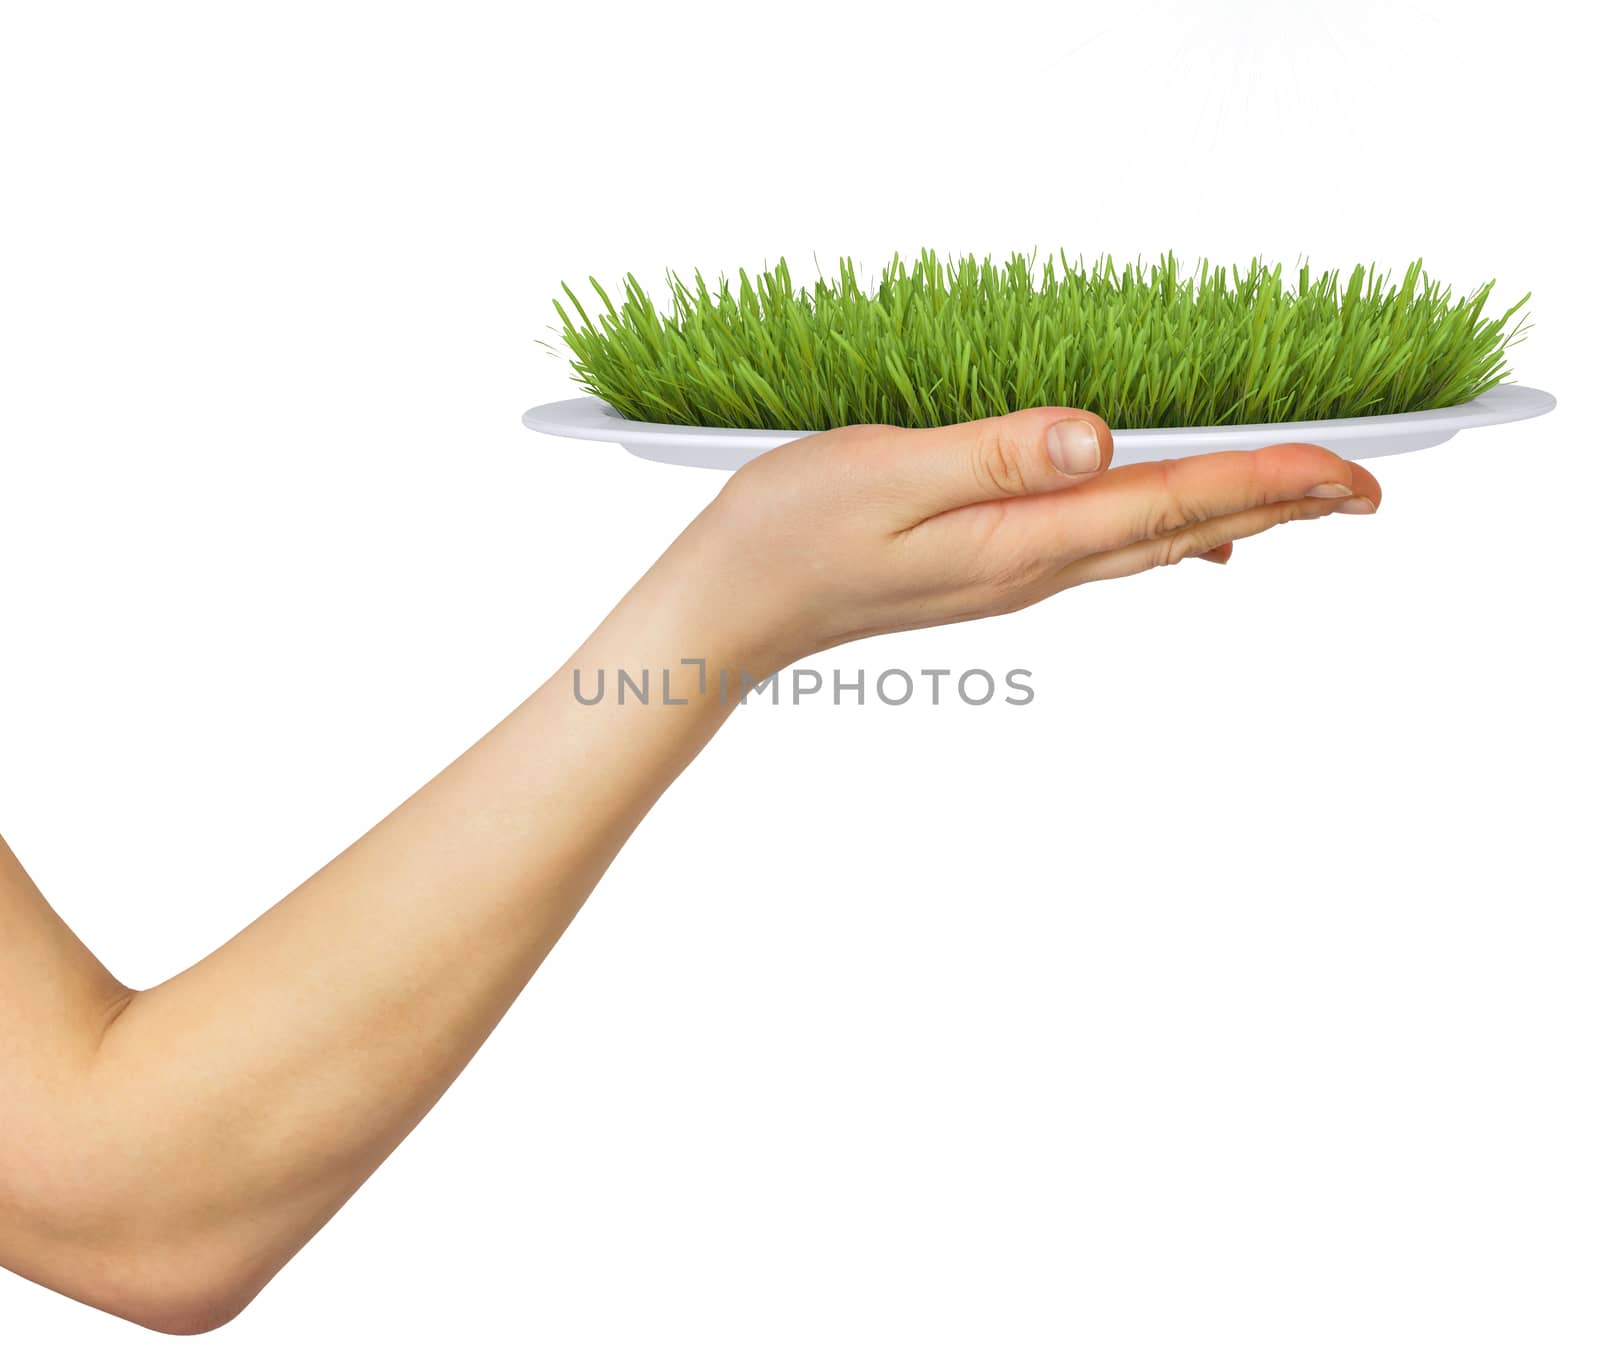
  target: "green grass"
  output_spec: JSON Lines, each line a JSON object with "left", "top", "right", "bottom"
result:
{"left": 552, "top": 251, "right": 1529, "bottom": 431}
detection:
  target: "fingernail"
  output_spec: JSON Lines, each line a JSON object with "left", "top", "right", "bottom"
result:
{"left": 1046, "top": 419, "right": 1104, "bottom": 475}
{"left": 1335, "top": 496, "right": 1377, "bottom": 515}
{"left": 1306, "top": 483, "right": 1354, "bottom": 499}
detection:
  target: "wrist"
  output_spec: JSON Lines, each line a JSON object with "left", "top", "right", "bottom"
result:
{"left": 627, "top": 531, "right": 812, "bottom": 681}
{"left": 570, "top": 562, "right": 798, "bottom": 715}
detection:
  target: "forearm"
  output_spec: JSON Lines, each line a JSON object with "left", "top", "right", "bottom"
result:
{"left": 26, "top": 552, "right": 767, "bottom": 1328}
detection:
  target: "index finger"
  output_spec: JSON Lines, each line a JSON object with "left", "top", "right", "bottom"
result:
{"left": 986, "top": 442, "right": 1382, "bottom": 562}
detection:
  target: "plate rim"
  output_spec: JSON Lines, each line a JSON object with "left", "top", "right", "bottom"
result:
{"left": 522, "top": 383, "right": 1556, "bottom": 450}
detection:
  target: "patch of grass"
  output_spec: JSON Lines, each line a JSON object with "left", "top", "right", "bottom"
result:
{"left": 552, "top": 252, "right": 1529, "bottom": 430}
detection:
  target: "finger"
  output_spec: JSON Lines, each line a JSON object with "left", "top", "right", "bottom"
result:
{"left": 989, "top": 442, "right": 1382, "bottom": 564}
{"left": 1055, "top": 490, "right": 1367, "bottom": 591}
{"left": 1198, "top": 542, "right": 1233, "bottom": 565}
{"left": 860, "top": 407, "right": 1114, "bottom": 522}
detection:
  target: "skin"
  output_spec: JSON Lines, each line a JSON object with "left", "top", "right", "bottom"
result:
{"left": 0, "top": 408, "right": 1380, "bottom": 1333}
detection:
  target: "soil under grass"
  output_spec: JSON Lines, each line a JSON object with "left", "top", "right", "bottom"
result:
{"left": 553, "top": 252, "right": 1528, "bottom": 431}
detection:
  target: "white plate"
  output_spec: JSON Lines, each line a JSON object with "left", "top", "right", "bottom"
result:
{"left": 523, "top": 383, "right": 1556, "bottom": 471}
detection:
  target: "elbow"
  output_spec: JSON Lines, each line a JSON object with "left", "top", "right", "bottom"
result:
{"left": 3, "top": 1146, "right": 286, "bottom": 1331}
{"left": 110, "top": 1270, "right": 262, "bottom": 1337}
{"left": 4, "top": 1054, "right": 283, "bottom": 1333}
{"left": 68, "top": 1239, "right": 270, "bottom": 1336}
{"left": 9, "top": 1207, "right": 274, "bottom": 1335}
{"left": 131, "top": 1300, "right": 253, "bottom": 1337}
{"left": 72, "top": 1206, "right": 288, "bottom": 1334}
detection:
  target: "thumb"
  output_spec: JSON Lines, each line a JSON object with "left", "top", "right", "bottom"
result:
{"left": 874, "top": 407, "right": 1114, "bottom": 521}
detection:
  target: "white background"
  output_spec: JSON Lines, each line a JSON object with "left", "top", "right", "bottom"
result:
{"left": 2, "top": 1, "right": 1595, "bottom": 1359}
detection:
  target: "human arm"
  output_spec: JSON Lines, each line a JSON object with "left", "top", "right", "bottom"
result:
{"left": 0, "top": 409, "right": 1379, "bottom": 1332}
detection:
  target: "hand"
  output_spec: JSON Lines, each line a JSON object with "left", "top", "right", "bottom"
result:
{"left": 660, "top": 406, "right": 1381, "bottom": 672}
